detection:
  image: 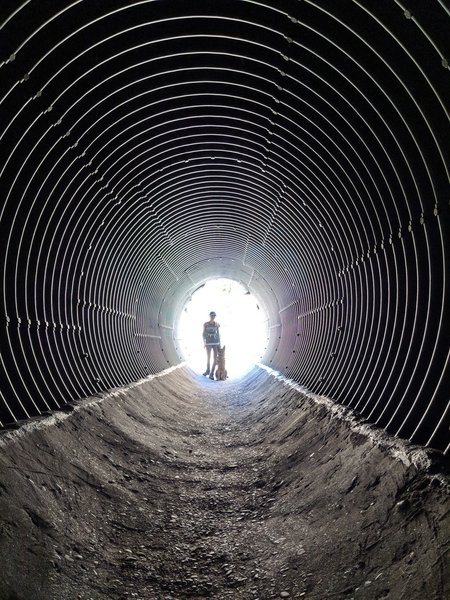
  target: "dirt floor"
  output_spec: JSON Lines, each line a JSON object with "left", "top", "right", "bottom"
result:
{"left": 0, "top": 366, "right": 449, "bottom": 600}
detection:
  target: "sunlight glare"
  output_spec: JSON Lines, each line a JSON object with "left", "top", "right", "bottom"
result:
{"left": 176, "top": 279, "right": 268, "bottom": 379}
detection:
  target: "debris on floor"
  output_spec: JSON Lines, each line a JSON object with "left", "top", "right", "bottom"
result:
{"left": 0, "top": 367, "right": 449, "bottom": 599}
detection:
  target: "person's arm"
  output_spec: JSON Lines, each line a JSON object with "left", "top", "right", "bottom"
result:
{"left": 202, "top": 323, "right": 207, "bottom": 346}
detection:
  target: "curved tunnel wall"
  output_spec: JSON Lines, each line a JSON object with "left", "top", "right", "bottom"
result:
{"left": 0, "top": 1, "right": 448, "bottom": 452}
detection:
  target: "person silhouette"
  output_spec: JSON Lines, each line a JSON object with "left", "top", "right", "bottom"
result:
{"left": 202, "top": 311, "right": 220, "bottom": 379}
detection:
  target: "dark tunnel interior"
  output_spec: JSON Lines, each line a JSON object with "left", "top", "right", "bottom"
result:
{"left": 0, "top": 1, "right": 449, "bottom": 452}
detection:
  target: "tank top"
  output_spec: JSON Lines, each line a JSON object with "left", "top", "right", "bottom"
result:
{"left": 204, "top": 321, "right": 220, "bottom": 345}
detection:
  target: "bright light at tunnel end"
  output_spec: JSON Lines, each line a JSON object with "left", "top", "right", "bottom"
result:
{"left": 176, "top": 279, "right": 269, "bottom": 379}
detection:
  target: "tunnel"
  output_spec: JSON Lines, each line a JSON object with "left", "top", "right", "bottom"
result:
{"left": 0, "top": 1, "right": 449, "bottom": 599}
{"left": 0, "top": 0, "right": 449, "bottom": 451}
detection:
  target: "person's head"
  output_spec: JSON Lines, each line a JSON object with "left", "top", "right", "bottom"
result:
{"left": 209, "top": 311, "right": 216, "bottom": 321}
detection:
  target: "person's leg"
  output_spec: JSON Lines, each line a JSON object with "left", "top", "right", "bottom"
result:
{"left": 209, "top": 345, "right": 218, "bottom": 379}
{"left": 203, "top": 346, "right": 212, "bottom": 375}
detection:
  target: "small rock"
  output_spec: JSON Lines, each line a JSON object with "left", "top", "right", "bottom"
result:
{"left": 396, "top": 499, "right": 410, "bottom": 512}
{"left": 280, "top": 592, "right": 290, "bottom": 598}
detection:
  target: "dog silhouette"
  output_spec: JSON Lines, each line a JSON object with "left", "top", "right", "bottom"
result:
{"left": 215, "top": 346, "right": 228, "bottom": 380}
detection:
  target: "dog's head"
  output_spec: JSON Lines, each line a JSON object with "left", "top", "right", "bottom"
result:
{"left": 217, "top": 345, "right": 226, "bottom": 357}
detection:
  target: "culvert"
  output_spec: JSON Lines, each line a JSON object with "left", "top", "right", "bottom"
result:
{"left": 0, "top": 0, "right": 450, "bottom": 600}
{"left": 0, "top": 1, "right": 449, "bottom": 451}
{"left": 1, "top": 1, "right": 449, "bottom": 453}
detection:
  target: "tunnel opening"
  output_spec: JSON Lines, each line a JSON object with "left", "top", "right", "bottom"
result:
{"left": 176, "top": 277, "right": 269, "bottom": 379}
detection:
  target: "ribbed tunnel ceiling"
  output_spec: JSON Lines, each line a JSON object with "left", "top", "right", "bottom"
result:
{"left": 0, "top": 1, "right": 449, "bottom": 451}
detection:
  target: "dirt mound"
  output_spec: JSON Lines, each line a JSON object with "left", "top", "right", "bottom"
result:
{"left": 0, "top": 367, "right": 448, "bottom": 599}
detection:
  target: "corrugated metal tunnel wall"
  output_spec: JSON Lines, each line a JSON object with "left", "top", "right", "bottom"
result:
{"left": 0, "top": 1, "right": 449, "bottom": 452}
